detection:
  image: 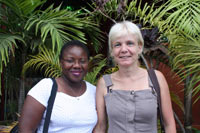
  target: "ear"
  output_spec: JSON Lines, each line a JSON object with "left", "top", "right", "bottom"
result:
{"left": 110, "top": 49, "right": 114, "bottom": 57}
{"left": 138, "top": 43, "right": 143, "bottom": 54}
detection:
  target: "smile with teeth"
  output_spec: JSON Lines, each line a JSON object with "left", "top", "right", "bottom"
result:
{"left": 119, "top": 56, "right": 131, "bottom": 59}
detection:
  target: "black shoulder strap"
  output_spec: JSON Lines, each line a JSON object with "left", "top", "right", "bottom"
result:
{"left": 147, "top": 68, "right": 165, "bottom": 132}
{"left": 43, "top": 78, "right": 58, "bottom": 133}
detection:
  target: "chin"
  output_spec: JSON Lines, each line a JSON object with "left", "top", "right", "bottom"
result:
{"left": 118, "top": 63, "right": 133, "bottom": 68}
{"left": 70, "top": 77, "right": 84, "bottom": 83}
{"left": 118, "top": 61, "right": 133, "bottom": 66}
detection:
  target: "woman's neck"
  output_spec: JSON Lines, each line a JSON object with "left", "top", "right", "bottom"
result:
{"left": 61, "top": 75, "right": 83, "bottom": 90}
{"left": 117, "top": 64, "right": 141, "bottom": 78}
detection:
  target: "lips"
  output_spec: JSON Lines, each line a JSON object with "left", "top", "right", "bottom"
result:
{"left": 71, "top": 70, "right": 82, "bottom": 76}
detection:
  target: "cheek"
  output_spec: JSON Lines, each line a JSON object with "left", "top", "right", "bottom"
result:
{"left": 83, "top": 64, "right": 89, "bottom": 70}
{"left": 62, "top": 62, "right": 72, "bottom": 68}
{"left": 111, "top": 49, "right": 119, "bottom": 56}
{"left": 60, "top": 62, "right": 66, "bottom": 70}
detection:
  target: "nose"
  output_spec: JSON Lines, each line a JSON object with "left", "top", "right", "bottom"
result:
{"left": 73, "top": 61, "right": 81, "bottom": 68}
{"left": 121, "top": 44, "right": 128, "bottom": 53}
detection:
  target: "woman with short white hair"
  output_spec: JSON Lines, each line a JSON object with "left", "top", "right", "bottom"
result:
{"left": 93, "top": 21, "right": 176, "bottom": 133}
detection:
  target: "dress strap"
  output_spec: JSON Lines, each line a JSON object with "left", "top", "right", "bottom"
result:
{"left": 103, "top": 74, "right": 113, "bottom": 93}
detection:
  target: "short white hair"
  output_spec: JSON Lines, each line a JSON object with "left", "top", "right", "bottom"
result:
{"left": 108, "top": 21, "right": 144, "bottom": 53}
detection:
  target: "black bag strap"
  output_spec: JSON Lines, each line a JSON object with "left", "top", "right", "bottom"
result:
{"left": 147, "top": 68, "right": 165, "bottom": 132}
{"left": 43, "top": 78, "right": 58, "bottom": 133}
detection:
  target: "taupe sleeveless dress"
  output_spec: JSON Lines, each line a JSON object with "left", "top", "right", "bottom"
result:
{"left": 103, "top": 74, "right": 158, "bottom": 133}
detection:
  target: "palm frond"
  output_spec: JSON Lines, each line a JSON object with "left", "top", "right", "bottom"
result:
{"left": 0, "top": 34, "right": 24, "bottom": 72}
{"left": 170, "top": 33, "right": 200, "bottom": 102}
{"left": 170, "top": 91, "right": 184, "bottom": 113}
{"left": 153, "top": 0, "right": 200, "bottom": 37}
{"left": 84, "top": 54, "right": 107, "bottom": 85}
{"left": 16, "top": 0, "right": 46, "bottom": 15}
{"left": 22, "top": 45, "right": 61, "bottom": 78}
{"left": 0, "top": 0, "right": 46, "bottom": 17}
{"left": 25, "top": 5, "right": 102, "bottom": 52}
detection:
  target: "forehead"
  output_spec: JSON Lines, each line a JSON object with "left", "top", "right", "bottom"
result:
{"left": 112, "top": 33, "right": 138, "bottom": 43}
{"left": 64, "top": 45, "right": 84, "bottom": 51}
{"left": 63, "top": 46, "right": 87, "bottom": 56}
{"left": 64, "top": 46, "right": 86, "bottom": 54}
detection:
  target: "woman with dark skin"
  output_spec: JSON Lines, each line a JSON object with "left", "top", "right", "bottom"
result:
{"left": 19, "top": 40, "right": 97, "bottom": 133}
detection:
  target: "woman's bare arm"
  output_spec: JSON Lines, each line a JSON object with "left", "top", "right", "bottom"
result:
{"left": 156, "top": 70, "right": 176, "bottom": 133}
{"left": 19, "top": 95, "right": 45, "bottom": 133}
{"left": 93, "top": 77, "right": 107, "bottom": 133}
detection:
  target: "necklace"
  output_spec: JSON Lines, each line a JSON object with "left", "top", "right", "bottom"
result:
{"left": 68, "top": 83, "right": 84, "bottom": 100}
{"left": 61, "top": 76, "right": 84, "bottom": 100}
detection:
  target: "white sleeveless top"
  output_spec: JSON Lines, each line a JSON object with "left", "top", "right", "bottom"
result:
{"left": 28, "top": 78, "right": 97, "bottom": 133}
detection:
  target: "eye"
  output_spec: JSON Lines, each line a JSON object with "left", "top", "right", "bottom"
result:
{"left": 127, "top": 41, "right": 134, "bottom": 46}
{"left": 63, "top": 59, "right": 74, "bottom": 63}
{"left": 80, "top": 59, "right": 87, "bottom": 64}
{"left": 113, "top": 42, "right": 121, "bottom": 48}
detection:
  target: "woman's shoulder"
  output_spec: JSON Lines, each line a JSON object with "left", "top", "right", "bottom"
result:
{"left": 153, "top": 69, "right": 165, "bottom": 79}
{"left": 151, "top": 69, "right": 168, "bottom": 89}
{"left": 27, "top": 78, "right": 54, "bottom": 107}
{"left": 96, "top": 74, "right": 111, "bottom": 91}
{"left": 28, "top": 78, "right": 53, "bottom": 93}
{"left": 97, "top": 75, "right": 108, "bottom": 86}
{"left": 35, "top": 77, "right": 53, "bottom": 84}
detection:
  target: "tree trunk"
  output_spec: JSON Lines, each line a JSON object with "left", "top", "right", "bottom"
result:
{"left": 0, "top": 72, "right": 5, "bottom": 120}
{"left": 18, "top": 48, "right": 26, "bottom": 114}
{"left": 184, "top": 75, "right": 193, "bottom": 133}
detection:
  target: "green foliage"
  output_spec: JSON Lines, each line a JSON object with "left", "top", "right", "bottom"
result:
{"left": 25, "top": 5, "right": 102, "bottom": 52}
{"left": 85, "top": 54, "right": 107, "bottom": 85}
{"left": 153, "top": 1, "right": 200, "bottom": 131}
{"left": 90, "top": 0, "right": 157, "bottom": 27}
{"left": 144, "top": 0, "right": 200, "bottom": 104}
{"left": 0, "top": 0, "right": 46, "bottom": 17}
{"left": 0, "top": 34, "right": 24, "bottom": 72}
{"left": 152, "top": 0, "right": 200, "bottom": 37}
{"left": 170, "top": 91, "right": 184, "bottom": 112}
{"left": 22, "top": 46, "right": 61, "bottom": 78}
{"left": 0, "top": 0, "right": 45, "bottom": 73}
{"left": 170, "top": 34, "right": 200, "bottom": 103}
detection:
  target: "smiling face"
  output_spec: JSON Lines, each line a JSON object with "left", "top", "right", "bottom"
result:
{"left": 111, "top": 34, "right": 142, "bottom": 67}
{"left": 60, "top": 46, "right": 89, "bottom": 83}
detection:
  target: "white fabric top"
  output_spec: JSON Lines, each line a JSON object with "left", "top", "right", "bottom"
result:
{"left": 28, "top": 78, "right": 97, "bottom": 133}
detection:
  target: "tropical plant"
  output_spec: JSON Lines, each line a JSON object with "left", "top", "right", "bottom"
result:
{"left": 85, "top": 54, "right": 107, "bottom": 85}
{"left": 151, "top": 0, "right": 200, "bottom": 132}
{"left": 22, "top": 45, "right": 61, "bottom": 78}
{"left": 0, "top": 0, "right": 103, "bottom": 117}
